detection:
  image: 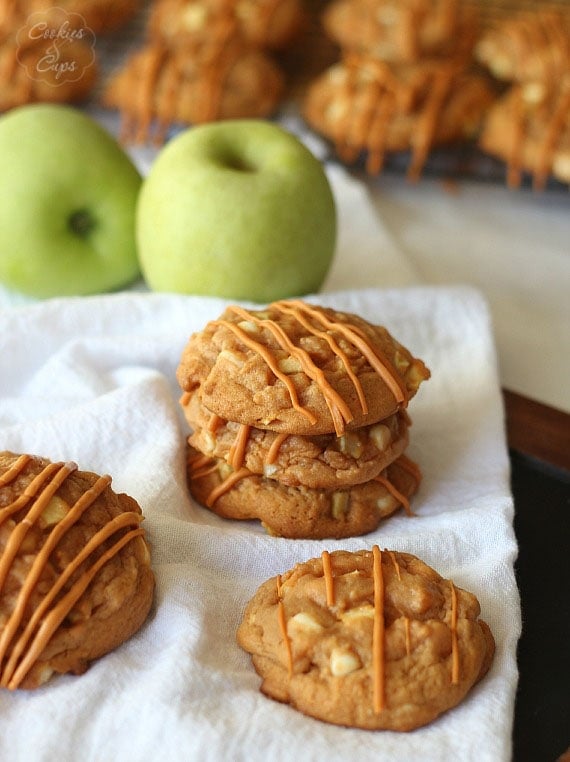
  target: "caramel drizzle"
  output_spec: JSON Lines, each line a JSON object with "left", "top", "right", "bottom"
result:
{"left": 388, "top": 550, "right": 411, "bottom": 657}
{"left": 372, "top": 545, "right": 385, "bottom": 714}
{"left": 0, "top": 460, "right": 143, "bottom": 689}
{"left": 179, "top": 391, "right": 191, "bottom": 407}
{"left": 265, "top": 433, "right": 288, "bottom": 466}
{"left": 204, "top": 467, "right": 250, "bottom": 507}
{"left": 228, "top": 305, "right": 352, "bottom": 435}
{"left": 275, "top": 301, "right": 407, "bottom": 412}
{"left": 207, "top": 412, "right": 224, "bottom": 433}
{"left": 394, "top": 453, "right": 422, "bottom": 488}
{"left": 276, "top": 574, "right": 293, "bottom": 678}
{"left": 374, "top": 473, "right": 413, "bottom": 516}
{"left": 228, "top": 423, "right": 251, "bottom": 469}
{"left": 450, "top": 580, "right": 459, "bottom": 685}
{"left": 335, "top": 55, "right": 457, "bottom": 180}
{"left": 321, "top": 550, "right": 335, "bottom": 607}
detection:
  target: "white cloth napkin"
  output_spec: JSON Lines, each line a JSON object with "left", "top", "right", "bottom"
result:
{"left": 0, "top": 287, "right": 520, "bottom": 762}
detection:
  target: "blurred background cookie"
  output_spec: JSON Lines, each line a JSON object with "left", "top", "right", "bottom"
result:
{"left": 0, "top": 451, "right": 154, "bottom": 690}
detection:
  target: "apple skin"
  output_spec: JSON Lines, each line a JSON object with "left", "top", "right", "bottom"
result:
{"left": 136, "top": 120, "right": 336, "bottom": 302}
{"left": 0, "top": 104, "right": 142, "bottom": 298}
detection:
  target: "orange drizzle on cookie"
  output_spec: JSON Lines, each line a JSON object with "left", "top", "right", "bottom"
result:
{"left": 0, "top": 459, "right": 144, "bottom": 690}
{"left": 450, "top": 580, "right": 460, "bottom": 685}
{"left": 374, "top": 472, "right": 413, "bottom": 516}
{"left": 321, "top": 550, "right": 335, "bottom": 607}
{"left": 276, "top": 574, "right": 293, "bottom": 678}
{"left": 264, "top": 432, "right": 289, "bottom": 465}
{"left": 204, "top": 466, "right": 250, "bottom": 507}
{"left": 372, "top": 545, "right": 385, "bottom": 714}
{"left": 228, "top": 423, "right": 251, "bottom": 469}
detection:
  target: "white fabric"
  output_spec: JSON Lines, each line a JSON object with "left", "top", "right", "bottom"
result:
{"left": 0, "top": 287, "right": 520, "bottom": 762}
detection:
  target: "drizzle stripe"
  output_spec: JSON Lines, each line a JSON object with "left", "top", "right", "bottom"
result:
{"left": 374, "top": 473, "right": 413, "bottom": 516}
{"left": 214, "top": 317, "right": 317, "bottom": 425}
{"left": 6, "top": 527, "right": 144, "bottom": 690}
{"left": 228, "top": 424, "right": 251, "bottom": 470}
{"left": 0, "top": 454, "right": 31, "bottom": 488}
{"left": 265, "top": 433, "right": 288, "bottom": 465}
{"left": 0, "top": 474, "right": 112, "bottom": 672}
{"left": 372, "top": 545, "right": 385, "bottom": 714}
{"left": 321, "top": 550, "right": 335, "bottom": 606}
{"left": 205, "top": 467, "right": 250, "bottom": 507}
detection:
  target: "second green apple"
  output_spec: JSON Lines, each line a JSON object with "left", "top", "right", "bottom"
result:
{"left": 136, "top": 120, "right": 336, "bottom": 302}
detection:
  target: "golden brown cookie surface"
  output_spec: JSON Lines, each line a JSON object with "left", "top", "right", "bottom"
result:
{"left": 323, "top": 0, "right": 477, "bottom": 65}
{"left": 182, "top": 390, "right": 410, "bottom": 489}
{"left": 475, "top": 9, "right": 570, "bottom": 84}
{"left": 187, "top": 447, "right": 420, "bottom": 538}
{"left": 304, "top": 56, "right": 495, "bottom": 178}
{"left": 176, "top": 301, "right": 430, "bottom": 436}
{"left": 148, "top": 0, "right": 305, "bottom": 51}
{"left": 237, "top": 548, "right": 495, "bottom": 730}
{"left": 0, "top": 451, "right": 154, "bottom": 690}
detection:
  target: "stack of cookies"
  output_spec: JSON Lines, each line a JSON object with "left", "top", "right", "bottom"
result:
{"left": 102, "top": 0, "right": 306, "bottom": 144}
{"left": 476, "top": 9, "right": 570, "bottom": 189}
{"left": 176, "top": 300, "right": 430, "bottom": 539}
{"left": 303, "top": 0, "right": 496, "bottom": 179}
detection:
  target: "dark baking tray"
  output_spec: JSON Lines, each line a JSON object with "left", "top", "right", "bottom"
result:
{"left": 504, "top": 392, "right": 570, "bottom": 761}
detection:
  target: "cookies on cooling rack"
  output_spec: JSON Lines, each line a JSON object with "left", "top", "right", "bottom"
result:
{"left": 476, "top": 8, "right": 570, "bottom": 189}
{"left": 0, "top": 451, "right": 154, "bottom": 690}
{"left": 237, "top": 547, "right": 495, "bottom": 730}
{"left": 303, "top": 56, "right": 495, "bottom": 178}
{"left": 177, "top": 300, "right": 429, "bottom": 538}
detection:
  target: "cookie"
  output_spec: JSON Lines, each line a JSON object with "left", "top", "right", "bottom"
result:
{"left": 479, "top": 79, "right": 570, "bottom": 189}
{"left": 0, "top": 451, "right": 154, "bottom": 690}
{"left": 148, "top": 0, "right": 305, "bottom": 52}
{"left": 475, "top": 9, "right": 570, "bottom": 84}
{"left": 0, "top": 36, "right": 97, "bottom": 111}
{"left": 237, "top": 547, "right": 495, "bottom": 730}
{"left": 176, "top": 300, "right": 430, "bottom": 437}
{"left": 102, "top": 39, "right": 284, "bottom": 144}
{"left": 187, "top": 447, "right": 420, "bottom": 538}
{"left": 25, "top": 0, "right": 141, "bottom": 34}
{"left": 182, "top": 389, "right": 410, "bottom": 489}
{"left": 303, "top": 56, "right": 495, "bottom": 178}
{"left": 323, "top": 0, "right": 478, "bottom": 65}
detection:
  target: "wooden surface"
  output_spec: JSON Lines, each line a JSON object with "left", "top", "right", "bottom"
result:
{"left": 503, "top": 389, "right": 570, "bottom": 473}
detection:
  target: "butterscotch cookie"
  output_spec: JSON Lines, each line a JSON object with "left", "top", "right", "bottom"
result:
{"left": 479, "top": 79, "right": 570, "bottom": 189}
{"left": 237, "top": 547, "right": 495, "bottom": 730}
{"left": 25, "top": 0, "right": 141, "bottom": 34}
{"left": 187, "top": 447, "right": 420, "bottom": 538}
{"left": 475, "top": 9, "right": 570, "bottom": 84}
{"left": 0, "top": 36, "right": 97, "bottom": 111}
{"left": 102, "top": 39, "right": 284, "bottom": 144}
{"left": 176, "top": 301, "right": 430, "bottom": 437}
{"left": 148, "top": 0, "right": 305, "bottom": 51}
{"left": 182, "top": 389, "right": 410, "bottom": 489}
{"left": 303, "top": 56, "right": 495, "bottom": 178}
{"left": 322, "top": 0, "right": 478, "bottom": 65}
{"left": 0, "top": 451, "right": 154, "bottom": 690}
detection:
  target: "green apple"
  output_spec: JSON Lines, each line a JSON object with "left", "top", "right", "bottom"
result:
{"left": 136, "top": 120, "right": 336, "bottom": 301}
{"left": 0, "top": 104, "right": 142, "bottom": 298}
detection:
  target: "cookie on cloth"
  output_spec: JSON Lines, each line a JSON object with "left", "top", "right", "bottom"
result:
{"left": 475, "top": 9, "right": 570, "bottom": 84}
{"left": 322, "top": 0, "right": 478, "bottom": 65}
{"left": 303, "top": 56, "right": 495, "bottom": 178}
{"left": 187, "top": 447, "right": 420, "bottom": 538}
{"left": 182, "top": 389, "right": 410, "bottom": 489}
{"left": 0, "top": 451, "right": 154, "bottom": 690}
{"left": 479, "top": 78, "right": 570, "bottom": 189}
{"left": 176, "top": 300, "right": 430, "bottom": 437}
{"left": 237, "top": 547, "right": 495, "bottom": 730}
{"left": 148, "top": 0, "right": 305, "bottom": 52}
{"left": 102, "top": 39, "right": 284, "bottom": 144}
